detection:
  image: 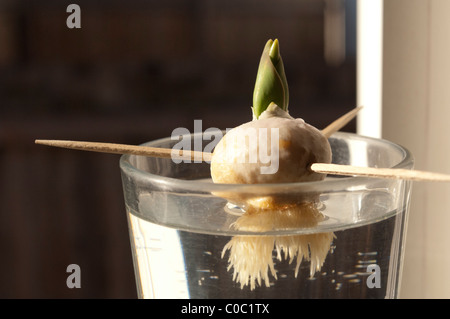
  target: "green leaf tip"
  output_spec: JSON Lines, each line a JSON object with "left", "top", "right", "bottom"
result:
{"left": 252, "top": 38, "right": 289, "bottom": 119}
{"left": 269, "top": 39, "right": 280, "bottom": 64}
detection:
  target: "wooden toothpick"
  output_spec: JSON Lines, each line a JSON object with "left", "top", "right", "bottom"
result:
{"left": 310, "top": 163, "right": 450, "bottom": 182}
{"left": 35, "top": 106, "right": 450, "bottom": 182}
{"left": 34, "top": 139, "right": 450, "bottom": 182}
{"left": 321, "top": 106, "right": 363, "bottom": 138}
{"left": 34, "top": 139, "right": 211, "bottom": 162}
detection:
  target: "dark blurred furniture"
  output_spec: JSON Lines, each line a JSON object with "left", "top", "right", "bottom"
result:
{"left": 0, "top": 0, "right": 356, "bottom": 298}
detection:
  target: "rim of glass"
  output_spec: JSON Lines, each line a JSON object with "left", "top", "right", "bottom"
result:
{"left": 119, "top": 131, "right": 414, "bottom": 194}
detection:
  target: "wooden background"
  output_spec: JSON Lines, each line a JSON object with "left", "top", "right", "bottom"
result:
{"left": 0, "top": 0, "right": 356, "bottom": 298}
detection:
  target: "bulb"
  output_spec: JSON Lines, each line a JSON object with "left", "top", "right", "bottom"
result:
{"left": 211, "top": 105, "right": 335, "bottom": 290}
{"left": 211, "top": 104, "right": 331, "bottom": 208}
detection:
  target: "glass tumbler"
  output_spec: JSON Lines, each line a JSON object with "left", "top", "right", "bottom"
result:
{"left": 120, "top": 132, "right": 413, "bottom": 299}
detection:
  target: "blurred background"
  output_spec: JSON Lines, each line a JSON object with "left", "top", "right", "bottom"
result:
{"left": 0, "top": 0, "right": 357, "bottom": 298}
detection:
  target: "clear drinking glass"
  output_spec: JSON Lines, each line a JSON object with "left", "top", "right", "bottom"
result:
{"left": 120, "top": 131, "right": 413, "bottom": 299}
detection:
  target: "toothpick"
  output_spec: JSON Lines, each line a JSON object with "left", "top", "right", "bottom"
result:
{"left": 310, "top": 163, "right": 450, "bottom": 182}
{"left": 35, "top": 139, "right": 450, "bottom": 182}
{"left": 321, "top": 106, "right": 363, "bottom": 138}
{"left": 35, "top": 106, "right": 450, "bottom": 182}
{"left": 35, "top": 107, "right": 361, "bottom": 162}
{"left": 34, "top": 139, "right": 211, "bottom": 162}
